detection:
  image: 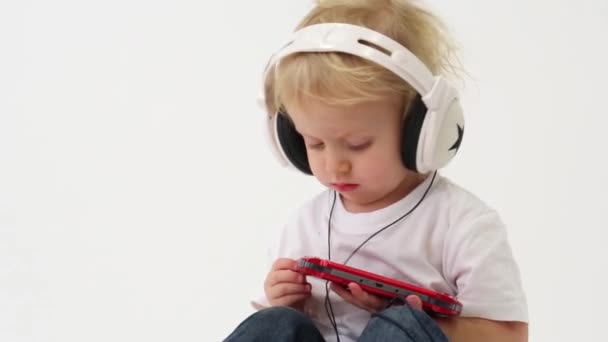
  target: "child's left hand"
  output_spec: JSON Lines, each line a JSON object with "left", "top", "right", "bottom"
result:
{"left": 330, "top": 282, "right": 425, "bottom": 313}
{"left": 330, "top": 282, "right": 388, "bottom": 313}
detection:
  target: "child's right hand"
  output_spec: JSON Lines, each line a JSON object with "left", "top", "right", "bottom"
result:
{"left": 264, "top": 258, "right": 312, "bottom": 310}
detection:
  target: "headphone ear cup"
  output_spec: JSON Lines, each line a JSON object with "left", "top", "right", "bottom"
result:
{"left": 420, "top": 99, "right": 464, "bottom": 172}
{"left": 401, "top": 95, "right": 427, "bottom": 173}
{"left": 275, "top": 114, "right": 313, "bottom": 175}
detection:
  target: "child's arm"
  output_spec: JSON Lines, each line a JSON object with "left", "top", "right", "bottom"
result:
{"left": 406, "top": 294, "right": 528, "bottom": 342}
{"left": 398, "top": 294, "right": 528, "bottom": 342}
{"left": 333, "top": 282, "right": 528, "bottom": 341}
{"left": 436, "top": 316, "right": 528, "bottom": 342}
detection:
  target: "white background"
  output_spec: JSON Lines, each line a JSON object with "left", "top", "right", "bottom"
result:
{"left": 1, "top": 0, "right": 607, "bottom": 341}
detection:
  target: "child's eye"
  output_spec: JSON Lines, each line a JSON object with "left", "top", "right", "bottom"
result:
{"left": 348, "top": 141, "right": 372, "bottom": 151}
{"left": 306, "top": 142, "right": 324, "bottom": 150}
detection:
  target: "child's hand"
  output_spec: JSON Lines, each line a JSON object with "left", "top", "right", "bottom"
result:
{"left": 331, "top": 282, "right": 425, "bottom": 313}
{"left": 330, "top": 282, "right": 388, "bottom": 313}
{"left": 264, "top": 258, "right": 312, "bottom": 310}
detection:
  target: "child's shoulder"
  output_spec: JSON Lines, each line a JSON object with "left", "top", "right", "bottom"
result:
{"left": 273, "top": 189, "right": 332, "bottom": 239}
{"left": 291, "top": 188, "right": 333, "bottom": 219}
{"left": 433, "top": 174, "right": 501, "bottom": 221}
{"left": 432, "top": 176, "right": 512, "bottom": 246}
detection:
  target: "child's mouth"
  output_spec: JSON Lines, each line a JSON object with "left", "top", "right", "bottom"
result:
{"left": 331, "top": 183, "right": 359, "bottom": 192}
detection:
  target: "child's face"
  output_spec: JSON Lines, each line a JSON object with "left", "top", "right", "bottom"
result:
{"left": 285, "top": 94, "right": 424, "bottom": 213}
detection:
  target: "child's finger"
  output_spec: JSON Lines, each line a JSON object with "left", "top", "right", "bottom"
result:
{"left": 330, "top": 282, "right": 385, "bottom": 313}
{"left": 330, "top": 283, "right": 360, "bottom": 308}
{"left": 265, "top": 269, "right": 305, "bottom": 287}
{"left": 268, "top": 282, "right": 312, "bottom": 299}
{"left": 270, "top": 258, "right": 298, "bottom": 271}
{"left": 405, "top": 295, "right": 423, "bottom": 310}
{"left": 330, "top": 282, "right": 354, "bottom": 299}
{"left": 270, "top": 293, "right": 311, "bottom": 307}
{"left": 347, "top": 283, "right": 387, "bottom": 312}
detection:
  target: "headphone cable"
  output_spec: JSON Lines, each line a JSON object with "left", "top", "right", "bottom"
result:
{"left": 324, "top": 171, "right": 437, "bottom": 341}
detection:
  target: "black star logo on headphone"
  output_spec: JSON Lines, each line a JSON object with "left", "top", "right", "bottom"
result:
{"left": 449, "top": 124, "right": 464, "bottom": 152}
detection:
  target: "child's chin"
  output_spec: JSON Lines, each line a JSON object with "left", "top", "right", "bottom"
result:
{"left": 339, "top": 192, "right": 367, "bottom": 204}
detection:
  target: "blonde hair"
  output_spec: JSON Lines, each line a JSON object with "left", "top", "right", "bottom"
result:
{"left": 265, "top": 0, "right": 460, "bottom": 116}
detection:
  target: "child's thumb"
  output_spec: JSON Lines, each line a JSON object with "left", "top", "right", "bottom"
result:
{"left": 405, "top": 295, "right": 423, "bottom": 310}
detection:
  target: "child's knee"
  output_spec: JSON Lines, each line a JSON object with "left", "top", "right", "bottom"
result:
{"left": 364, "top": 305, "right": 448, "bottom": 342}
{"left": 255, "top": 306, "right": 314, "bottom": 327}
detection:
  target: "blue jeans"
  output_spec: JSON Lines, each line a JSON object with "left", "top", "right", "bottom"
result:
{"left": 224, "top": 305, "right": 448, "bottom": 342}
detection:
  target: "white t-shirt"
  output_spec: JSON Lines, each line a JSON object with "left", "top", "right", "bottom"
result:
{"left": 252, "top": 173, "right": 528, "bottom": 342}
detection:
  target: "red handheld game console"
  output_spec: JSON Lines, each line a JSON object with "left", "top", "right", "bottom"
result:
{"left": 296, "top": 256, "right": 462, "bottom": 316}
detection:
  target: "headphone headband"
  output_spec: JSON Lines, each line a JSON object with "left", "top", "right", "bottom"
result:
{"left": 263, "top": 23, "right": 434, "bottom": 98}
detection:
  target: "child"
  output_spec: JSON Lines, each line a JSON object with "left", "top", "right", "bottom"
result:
{"left": 225, "top": 0, "right": 528, "bottom": 341}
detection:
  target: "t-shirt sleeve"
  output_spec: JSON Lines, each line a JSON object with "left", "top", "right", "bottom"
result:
{"left": 250, "top": 245, "right": 274, "bottom": 310}
{"left": 443, "top": 209, "right": 528, "bottom": 322}
{"left": 249, "top": 231, "right": 279, "bottom": 311}
{"left": 249, "top": 216, "right": 298, "bottom": 311}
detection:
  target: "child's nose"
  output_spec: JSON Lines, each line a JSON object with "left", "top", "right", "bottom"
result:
{"left": 327, "top": 158, "right": 351, "bottom": 175}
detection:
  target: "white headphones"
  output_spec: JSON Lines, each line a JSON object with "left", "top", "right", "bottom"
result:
{"left": 260, "top": 23, "right": 464, "bottom": 174}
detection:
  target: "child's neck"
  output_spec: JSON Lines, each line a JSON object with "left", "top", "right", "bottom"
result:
{"left": 342, "top": 173, "right": 428, "bottom": 213}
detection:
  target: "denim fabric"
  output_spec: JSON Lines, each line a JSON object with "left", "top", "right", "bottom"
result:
{"left": 359, "top": 304, "right": 448, "bottom": 342}
{"left": 224, "top": 306, "right": 325, "bottom": 342}
{"left": 224, "top": 304, "right": 448, "bottom": 342}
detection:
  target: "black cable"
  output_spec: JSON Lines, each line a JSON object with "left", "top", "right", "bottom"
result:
{"left": 324, "top": 171, "right": 437, "bottom": 342}
{"left": 324, "top": 281, "right": 339, "bottom": 340}
{"left": 324, "top": 190, "right": 340, "bottom": 341}
{"left": 343, "top": 171, "right": 437, "bottom": 265}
